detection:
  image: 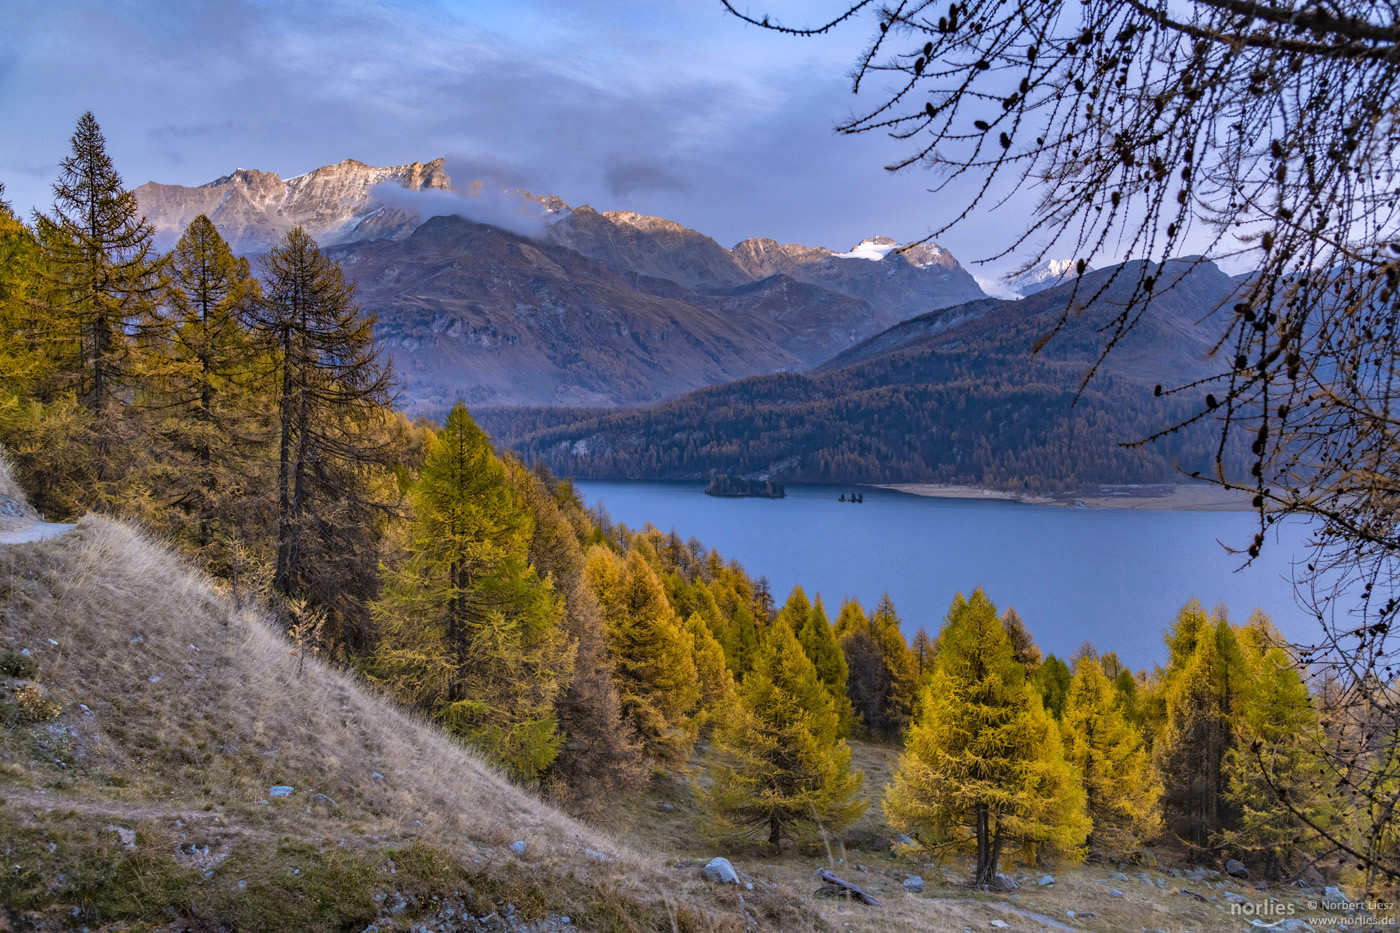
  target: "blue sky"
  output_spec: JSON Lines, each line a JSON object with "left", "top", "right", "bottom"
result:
{"left": 2, "top": 0, "right": 1063, "bottom": 285}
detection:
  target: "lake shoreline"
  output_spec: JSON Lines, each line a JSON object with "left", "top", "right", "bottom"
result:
{"left": 878, "top": 482, "right": 1254, "bottom": 511}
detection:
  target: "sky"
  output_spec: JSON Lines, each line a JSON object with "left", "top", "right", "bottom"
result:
{"left": 3, "top": 0, "right": 1076, "bottom": 288}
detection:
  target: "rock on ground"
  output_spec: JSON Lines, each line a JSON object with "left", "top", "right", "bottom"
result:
{"left": 701, "top": 857, "right": 739, "bottom": 885}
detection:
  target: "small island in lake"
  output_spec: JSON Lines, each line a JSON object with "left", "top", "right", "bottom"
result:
{"left": 705, "top": 474, "right": 786, "bottom": 499}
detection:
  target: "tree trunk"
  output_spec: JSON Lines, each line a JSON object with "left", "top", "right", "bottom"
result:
{"left": 975, "top": 803, "right": 992, "bottom": 885}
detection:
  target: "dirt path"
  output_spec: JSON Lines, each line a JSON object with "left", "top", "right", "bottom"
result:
{"left": 0, "top": 520, "right": 75, "bottom": 545}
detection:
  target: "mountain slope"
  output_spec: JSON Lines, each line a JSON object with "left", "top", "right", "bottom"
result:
{"left": 482, "top": 259, "right": 1247, "bottom": 491}
{"left": 730, "top": 235, "right": 986, "bottom": 319}
{"left": 0, "top": 469, "right": 816, "bottom": 931}
{"left": 332, "top": 214, "right": 806, "bottom": 412}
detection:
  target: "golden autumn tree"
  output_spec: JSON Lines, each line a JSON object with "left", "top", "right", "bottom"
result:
{"left": 1062, "top": 658, "right": 1161, "bottom": 855}
{"left": 369, "top": 403, "right": 573, "bottom": 781}
{"left": 686, "top": 611, "right": 737, "bottom": 729}
{"left": 700, "top": 619, "right": 865, "bottom": 848}
{"left": 886, "top": 588, "right": 1088, "bottom": 884}
{"left": 584, "top": 545, "right": 700, "bottom": 769}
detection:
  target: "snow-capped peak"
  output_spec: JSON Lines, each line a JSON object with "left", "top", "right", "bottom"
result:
{"left": 1008, "top": 258, "right": 1091, "bottom": 297}
{"left": 834, "top": 236, "right": 899, "bottom": 262}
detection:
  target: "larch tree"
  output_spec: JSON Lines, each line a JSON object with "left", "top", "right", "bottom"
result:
{"left": 885, "top": 588, "right": 1089, "bottom": 885}
{"left": 841, "top": 594, "right": 920, "bottom": 739}
{"left": 1062, "top": 658, "right": 1162, "bottom": 854}
{"left": 143, "top": 214, "right": 268, "bottom": 558}
{"left": 1153, "top": 609, "right": 1248, "bottom": 848}
{"left": 584, "top": 545, "right": 700, "bottom": 769}
{"left": 1032, "top": 655, "right": 1073, "bottom": 720}
{"left": 687, "top": 611, "right": 738, "bottom": 728}
{"left": 1221, "top": 612, "right": 1336, "bottom": 875}
{"left": 0, "top": 191, "right": 88, "bottom": 516}
{"left": 797, "top": 596, "right": 856, "bottom": 737}
{"left": 1002, "top": 607, "right": 1042, "bottom": 673}
{"left": 370, "top": 402, "right": 573, "bottom": 781}
{"left": 35, "top": 112, "right": 162, "bottom": 419}
{"left": 29, "top": 113, "right": 164, "bottom": 514}
{"left": 502, "top": 459, "right": 645, "bottom": 800}
{"left": 700, "top": 618, "right": 866, "bottom": 848}
{"left": 256, "top": 226, "right": 396, "bottom": 650}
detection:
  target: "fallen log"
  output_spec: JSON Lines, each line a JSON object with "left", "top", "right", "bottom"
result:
{"left": 813, "top": 868, "right": 881, "bottom": 906}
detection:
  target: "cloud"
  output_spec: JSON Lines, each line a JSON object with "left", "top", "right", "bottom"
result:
{"left": 147, "top": 120, "right": 246, "bottom": 142}
{"left": 369, "top": 166, "right": 553, "bottom": 240}
{"left": 603, "top": 155, "right": 688, "bottom": 199}
{"left": 974, "top": 275, "right": 1023, "bottom": 300}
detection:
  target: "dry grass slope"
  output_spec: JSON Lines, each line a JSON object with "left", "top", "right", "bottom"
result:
{"left": 0, "top": 477, "right": 821, "bottom": 931}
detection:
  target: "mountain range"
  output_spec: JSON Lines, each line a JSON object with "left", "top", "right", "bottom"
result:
{"left": 136, "top": 158, "right": 1243, "bottom": 490}
{"left": 136, "top": 159, "right": 987, "bottom": 412}
{"left": 478, "top": 258, "right": 1246, "bottom": 491}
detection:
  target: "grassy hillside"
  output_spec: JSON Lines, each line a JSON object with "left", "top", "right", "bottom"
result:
{"left": 0, "top": 471, "right": 815, "bottom": 932}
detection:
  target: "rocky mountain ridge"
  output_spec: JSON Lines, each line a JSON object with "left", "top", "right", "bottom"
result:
{"left": 135, "top": 157, "right": 450, "bottom": 252}
{"left": 137, "top": 158, "right": 990, "bottom": 413}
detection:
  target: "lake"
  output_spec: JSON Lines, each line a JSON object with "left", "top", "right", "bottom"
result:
{"left": 573, "top": 480, "right": 1318, "bottom": 672}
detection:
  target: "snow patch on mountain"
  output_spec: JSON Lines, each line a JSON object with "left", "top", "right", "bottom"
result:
{"left": 1008, "top": 258, "right": 1091, "bottom": 296}
{"left": 834, "top": 236, "right": 899, "bottom": 261}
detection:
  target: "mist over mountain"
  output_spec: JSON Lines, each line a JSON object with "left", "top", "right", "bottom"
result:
{"left": 138, "top": 158, "right": 990, "bottom": 413}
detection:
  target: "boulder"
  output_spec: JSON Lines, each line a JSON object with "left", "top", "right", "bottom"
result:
{"left": 702, "top": 857, "right": 740, "bottom": 885}
{"left": 1036, "top": 875, "right": 1056, "bottom": 887}
{"left": 1223, "top": 892, "right": 1251, "bottom": 906}
{"left": 902, "top": 876, "right": 924, "bottom": 893}
{"left": 991, "top": 873, "right": 1019, "bottom": 891}
{"left": 1225, "top": 858, "right": 1250, "bottom": 879}
{"left": 1109, "top": 889, "right": 1124, "bottom": 898}
{"left": 509, "top": 841, "right": 527, "bottom": 856}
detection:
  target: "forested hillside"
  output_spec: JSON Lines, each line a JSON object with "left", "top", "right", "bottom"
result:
{"left": 483, "top": 260, "right": 1251, "bottom": 492}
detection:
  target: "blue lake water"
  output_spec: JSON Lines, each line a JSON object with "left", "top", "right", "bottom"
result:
{"left": 573, "top": 480, "right": 1317, "bottom": 672}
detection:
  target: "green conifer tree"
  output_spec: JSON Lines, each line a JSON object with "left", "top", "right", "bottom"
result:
{"left": 686, "top": 611, "right": 737, "bottom": 727}
{"left": 885, "top": 588, "right": 1089, "bottom": 884}
{"left": 1033, "top": 655, "right": 1073, "bottom": 720}
{"left": 370, "top": 403, "right": 573, "bottom": 781}
{"left": 1220, "top": 612, "right": 1336, "bottom": 874}
{"left": 1062, "top": 659, "right": 1162, "bottom": 854}
{"left": 797, "top": 596, "right": 856, "bottom": 737}
{"left": 701, "top": 619, "right": 866, "bottom": 847}
{"left": 584, "top": 546, "right": 700, "bottom": 768}
{"left": 1153, "top": 609, "right": 1248, "bottom": 848}
{"left": 722, "top": 603, "right": 760, "bottom": 679}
